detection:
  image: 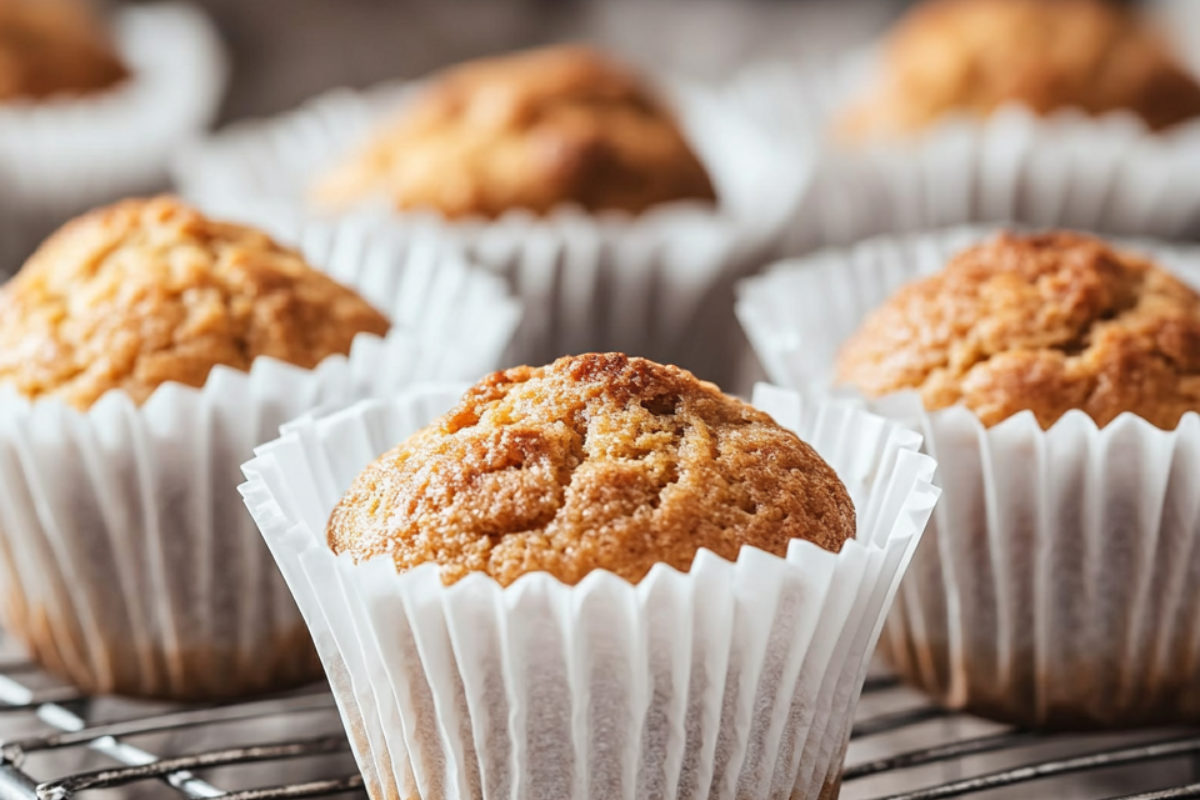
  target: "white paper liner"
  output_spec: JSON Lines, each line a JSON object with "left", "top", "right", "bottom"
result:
{"left": 239, "top": 383, "right": 939, "bottom": 800}
{"left": 0, "top": 2, "right": 228, "bottom": 274}
{"left": 737, "top": 227, "right": 1200, "bottom": 728}
{"left": 172, "top": 78, "right": 807, "bottom": 385}
{"left": 0, "top": 226, "right": 520, "bottom": 700}
{"left": 726, "top": 51, "right": 1200, "bottom": 254}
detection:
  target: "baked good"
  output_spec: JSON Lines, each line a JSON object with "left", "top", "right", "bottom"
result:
{"left": 328, "top": 352, "right": 855, "bottom": 586}
{"left": 0, "top": 197, "right": 391, "bottom": 409}
{"left": 741, "top": 229, "right": 1200, "bottom": 730}
{"left": 836, "top": 231, "right": 1200, "bottom": 429}
{"left": 839, "top": 0, "right": 1200, "bottom": 139}
{"left": 312, "top": 45, "right": 717, "bottom": 218}
{"left": 0, "top": 0, "right": 127, "bottom": 101}
{"left": 245, "top": 371, "right": 938, "bottom": 796}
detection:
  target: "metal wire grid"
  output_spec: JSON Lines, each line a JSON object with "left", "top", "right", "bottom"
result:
{"left": 0, "top": 665, "right": 1198, "bottom": 800}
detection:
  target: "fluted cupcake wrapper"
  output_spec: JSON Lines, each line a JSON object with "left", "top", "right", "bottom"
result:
{"left": 0, "top": 3, "right": 228, "bottom": 274}
{"left": 172, "top": 79, "right": 806, "bottom": 385}
{"left": 726, "top": 52, "right": 1200, "bottom": 253}
{"left": 239, "top": 383, "right": 939, "bottom": 800}
{"left": 0, "top": 232, "right": 520, "bottom": 699}
{"left": 736, "top": 228, "right": 1200, "bottom": 728}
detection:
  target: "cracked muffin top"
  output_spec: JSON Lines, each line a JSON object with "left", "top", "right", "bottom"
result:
{"left": 328, "top": 353, "right": 855, "bottom": 586}
{"left": 0, "top": 0, "right": 128, "bottom": 101}
{"left": 0, "top": 197, "right": 391, "bottom": 409}
{"left": 836, "top": 231, "right": 1200, "bottom": 429}
{"left": 312, "top": 44, "right": 717, "bottom": 218}
{"left": 839, "top": 0, "right": 1200, "bottom": 140}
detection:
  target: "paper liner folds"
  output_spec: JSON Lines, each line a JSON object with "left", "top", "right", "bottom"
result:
{"left": 0, "top": 3, "right": 227, "bottom": 273}
{"left": 240, "top": 384, "right": 938, "bottom": 800}
{"left": 173, "top": 80, "right": 806, "bottom": 385}
{"left": 0, "top": 229, "right": 520, "bottom": 700}
{"left": 727, "top": 53, "right": 1200, "bottom": 254}
{"left": 737, "top": 228, "right": 1200, "bottom": 728}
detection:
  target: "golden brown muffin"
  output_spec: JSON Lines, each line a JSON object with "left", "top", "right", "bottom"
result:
{"left": 0, "top": 0, "right": 128, "bottom": 101}
{"left": 312, "top": 45, "right": 717, "bottom": 218}
{"left": 329, "top": 353, "right": 855, "bottom": 586}
{"left": 839, "top": 0, "right": 1200, "bottom": 140}
{"left": 0, "top": 197, "right": 391, "bottom": 409}
{"left": 837, "top": 231, "right": 1200, "bottom": 430}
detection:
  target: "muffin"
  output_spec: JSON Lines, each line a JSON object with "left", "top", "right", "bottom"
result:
{"left": 0, "top": 198, "right": 402, "bottom": 700}
{"left": 242, "top": 360, "right": 939, "bottom": 800}
{"left": 839, "top": 0, "right": 1200, "bottom": 140}
{"left": 0, "top": 197, "right": 390, "bottom": 410}
{"left": 311, "top": 45, "right": 717, "bottom": 218}
{"left": 0, "top": 0, "right": 127, "bottom": 101}
{"left": 176, "top": 42, "right": 798, "bottom": 387}
{"left": 329, "top": 353, "right": 855, "bottom": 587}
{"left": 738, "top": 228, "right": 1200, "bottom": 728}
{"left": 837, "top": 231, "right": 1200, "bottom": 429}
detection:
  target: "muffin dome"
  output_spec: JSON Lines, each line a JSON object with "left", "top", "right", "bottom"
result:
{"left": 0, "top": 0, "right": 127, "bottom": 101}
{"left": 313, "top": 45, "right": 717, "bottom": 218}
{"left": 837, "top": 231, "right": 1200, "bottom": 429}
{"left": 840, "top": 0, "right": 1200, "bottom": 139}
{"left": 0, "top": 197, "right": 391, "bottom": 409}
{"left": 328, "top": 353, "right": 855, "bottom": 586}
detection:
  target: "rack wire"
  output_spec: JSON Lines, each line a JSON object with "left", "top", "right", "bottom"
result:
{"left": 1, "top": 658, "right": 1198, "bottom": 800}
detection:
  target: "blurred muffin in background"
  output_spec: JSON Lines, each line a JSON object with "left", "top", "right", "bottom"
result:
{"left": 312, "top": 44, "right": 717, "bottom": 218}
{"left": 839, "top": 0, "right": 1200, "bottom": 140}
{"left": 836, "top": 230, "right": 1200, "bottom": 430}
{"left": 0, "top": 0, "right": 127, "bottom": 101}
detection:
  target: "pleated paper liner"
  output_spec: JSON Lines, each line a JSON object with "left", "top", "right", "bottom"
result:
{"left": 0, "top": 227, "right": 520, "bottom": 700}
{"left": 726, "top": 51, "right": 1200, "bottom": 255}
{"left": 0, "top": 3, "right": 227, "bottom": 274}
{"left": 172, "top": 78, "right": 807, "bottom": 385}
{"left": 736, "top": 227, "right": 1200, "bottom": 728}
{"left": 240, "top": 383, "right": 939, "bottom": 800}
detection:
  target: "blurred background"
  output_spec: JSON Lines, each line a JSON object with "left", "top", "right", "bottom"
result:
{"left": 117, "top": 0, "right": 912, "bottom": 122}
{"left": 106, "top": 0, "right": 1189, "bottom": 122}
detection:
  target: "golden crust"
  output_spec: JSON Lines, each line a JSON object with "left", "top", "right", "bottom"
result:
{"left": 836, "top": 231, "right": 1200, "bottom": 430}
{"left": 839, "top": 0, "right": 1200, "bottom": 139}
{"left": 0, "top": 0, "right": 127, "bottom": 101}
{"left": 312, "top": 45, "right": 717, "bottom": 218}
{"left": 328, "top": 353, "right": 855, "bottom": 586}
{"left": 0, "top": 197, "right": 391, "bottom": 409}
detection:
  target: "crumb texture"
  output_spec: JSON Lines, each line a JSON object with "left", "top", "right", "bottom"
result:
{"left": 313, "top": 44, "right": 716, "bottom": 218}
{"left": 837, "top": 231, "right": 1200, "bottom": 429}
{"left": 329, "top": 353, "right": 855, "bottom": 586}
{"left": 0, "top": 0, "right": 128, "bottom": 100}
{"left": 840, "top": 0, "right": 1200, "bottom": 139}
{"left": 0, "top": 197, "right": 390, "bottom": 409}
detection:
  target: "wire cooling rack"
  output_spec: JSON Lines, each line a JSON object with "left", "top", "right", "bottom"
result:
{"left": 0, "top": 654, "right": 1198, "bottom": 800}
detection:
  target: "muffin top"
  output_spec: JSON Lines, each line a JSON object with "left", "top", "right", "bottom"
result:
{"left": 839, "top": 0, "right": 1200, "bottom": 139}
{"left": 328, "top": 353, "right": 855, "bottom": 587}
{"left": 0, "top": 0, "right": 128, "bottom": 101}
{"left": 0, "top": 197, "right": 391, "bottom": 409}
{"left": 312, "top": 44, "right": 717, "bottom": 218}
{"left": 837, "top": 231, "right": 1200, "bottom": 430}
